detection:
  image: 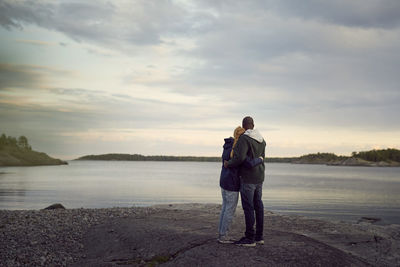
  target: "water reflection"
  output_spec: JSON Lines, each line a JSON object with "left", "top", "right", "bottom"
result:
{"left": 0, "top": 161, "right": 399, "bottom": 224}
{"left": 0, "top": 189, "right": 26, "bottom": 196}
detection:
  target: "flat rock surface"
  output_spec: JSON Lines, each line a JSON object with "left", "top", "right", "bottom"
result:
{"left": 1, "top": 204, "right": 399, "bottom": 266}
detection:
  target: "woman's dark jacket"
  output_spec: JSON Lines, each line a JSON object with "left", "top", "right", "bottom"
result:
{"left": 220, "top": 137, "right": 263, "bottom": 191}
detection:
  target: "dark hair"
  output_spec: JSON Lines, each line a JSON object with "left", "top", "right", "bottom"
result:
{"left": 242, "top": 116, "right": 254, "bottom": 130}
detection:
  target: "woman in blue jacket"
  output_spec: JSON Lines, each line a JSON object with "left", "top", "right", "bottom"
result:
{"left": 218, "top": 126, "right": 264, "bottom": 243}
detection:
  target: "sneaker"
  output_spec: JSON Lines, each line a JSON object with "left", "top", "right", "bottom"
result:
{"left": 234, "top": 237, "right": 256, "bottom": 247}
{"left": 255, "top": 238, "right": 264, "bottom": 245}
{"left": 218, "top": 236, "right": 234, "bottom": 244}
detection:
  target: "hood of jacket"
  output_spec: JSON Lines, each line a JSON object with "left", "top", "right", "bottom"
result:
{"left": 223, "top": 137, "right": 234, "bottom": 148}
{"left": 243, "top": 129, "right": 264, "bottom": 143}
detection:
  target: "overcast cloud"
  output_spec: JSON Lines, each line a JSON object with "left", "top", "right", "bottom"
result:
{"left": 0, "top": 0, "right": 399, "bottom": 159}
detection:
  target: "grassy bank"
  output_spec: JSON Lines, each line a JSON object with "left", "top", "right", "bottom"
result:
{"left": 0, "top": 133, "right": 67, "bottom": 166}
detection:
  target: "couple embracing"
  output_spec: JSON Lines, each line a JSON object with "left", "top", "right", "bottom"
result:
{"left": 218, "top": 116, "right": 266, "bottom": 247}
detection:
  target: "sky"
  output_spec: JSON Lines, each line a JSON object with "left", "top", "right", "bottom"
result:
{"left": 1, "top": 0, "right": 400, "bottom": 160}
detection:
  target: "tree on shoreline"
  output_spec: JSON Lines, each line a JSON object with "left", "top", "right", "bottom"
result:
{"left": 0, "top": 133, "right": 32, "bottom": 150}
{"left": 352, "top": 149, "right": 400, "bottom": 163}
{"left": 0, "top": 133, "right": 66, "bottom": 166}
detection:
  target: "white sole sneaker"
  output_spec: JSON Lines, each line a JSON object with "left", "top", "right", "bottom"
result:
{"left": 218, "top": 239, "right": 234, "bottom": 244}
{"left": 235, "top": 242, "right": 256, "bottom": 247}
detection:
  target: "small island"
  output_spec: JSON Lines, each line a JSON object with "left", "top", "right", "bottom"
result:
{"left": 77, "top": 148, "right": 400, "bottom": 167}
{"left": 291, "top": 150, "right": 400, "bottom": 167}
{"left": 0, "top": 134, "right": 67, "bottom": 166}
{"left": 286, "top": 150, "right": 400, "bottom": 167}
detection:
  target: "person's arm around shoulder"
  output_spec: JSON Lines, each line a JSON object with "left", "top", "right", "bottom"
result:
{"left": 243, "top": 156, "right": 264, "bottom": 168}
{"left": 223, "top": 135, "right": 248, "bottom": 168}
{"left": 262, "top": 140, "right": 266, "bottom": 159}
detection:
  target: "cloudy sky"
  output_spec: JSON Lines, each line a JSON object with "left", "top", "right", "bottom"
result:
{"left": 1, "top": 0, "right": 400, "bottom": 159}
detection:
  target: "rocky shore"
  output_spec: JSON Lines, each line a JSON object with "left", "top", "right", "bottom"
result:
{"left": 1, "top": 204, "right": 399, "bottom": 266}
{"left": 293, "top": 157, "right": 400, "bottom": 167}
{"left": 327, "top": 157, "right": 400, "bottom": 167}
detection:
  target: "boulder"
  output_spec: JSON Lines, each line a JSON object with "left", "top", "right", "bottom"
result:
{"left": 44, "top": 203, "right": 66, "bottom": 210}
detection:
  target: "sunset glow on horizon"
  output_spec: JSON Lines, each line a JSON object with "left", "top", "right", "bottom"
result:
{"left": 1, "top": 1, "right": 400, "bottom": 159}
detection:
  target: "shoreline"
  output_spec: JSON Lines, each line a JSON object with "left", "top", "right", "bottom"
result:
{"left": 2, "top": 203, "right": 398, "bottom": 226}
{"left": 1, "top": 203, "right": 399, "bottom": 266}
{"left": 75, "top": 159, "right": 400, "bottom": 167}
{"left": 75, "top": 150, "right": 400, "bottom": 167}
{"left": 3, "top": 159, "right": 400, "bottom": 167}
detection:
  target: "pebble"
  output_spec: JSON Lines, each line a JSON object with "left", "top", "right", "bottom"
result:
{"left": 0, "top": 206, "right": 143, "bottom": 266}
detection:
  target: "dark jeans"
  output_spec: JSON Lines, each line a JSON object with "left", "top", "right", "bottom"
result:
{"left": 240, "top": 182, "right": 264, "bottom": 240}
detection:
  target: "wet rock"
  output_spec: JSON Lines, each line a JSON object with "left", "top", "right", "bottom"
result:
{"left": 44, "top": 203, "right": 66, "bottom": 210}
{"left": 358, "top": 217, "right": 382, "bottom": 224}
{"left": 0, "top": 204, "right": 399, "bottom": 266}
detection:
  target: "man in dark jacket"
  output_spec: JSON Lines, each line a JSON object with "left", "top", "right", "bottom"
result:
{"left": 224, "top": 116, "right": 266, "bottom": 247}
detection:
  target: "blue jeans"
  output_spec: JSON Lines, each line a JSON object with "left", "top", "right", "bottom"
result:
{"left": 218, "top": 188, "right": 239, "bottom": 237}
{"left": 240, "top": 183, "right": 264, "bottom": 240}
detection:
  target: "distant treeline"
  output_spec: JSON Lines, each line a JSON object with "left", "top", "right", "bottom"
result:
{"left": 265, "top": 157, "right": 295, "bottom": 163}
{"left": 0, "top": 133, "right": 66, "bottom": 166}
{"left": 77, "top": 153, "right": 221, "bottom": 162}
{"left": 269, "top": 150, "right": 400, "bottom": 164}
{"left": 77, "top": 149, "right": 400, "bottom": 164}
{"left": 352, "top": 149, "right": 400, "bottom": 162}
{"left": 0, "top": 134, "right": 31, "bottom": 150}
{"left": 267, "top": 149, "right": 400, "bottom": 164}
{"left": 265, "top": 153, "right": 347, "bottom": 164}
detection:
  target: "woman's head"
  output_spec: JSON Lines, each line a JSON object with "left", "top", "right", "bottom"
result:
{"left": 234, "top": 126, "right": 245, "bottom": 139}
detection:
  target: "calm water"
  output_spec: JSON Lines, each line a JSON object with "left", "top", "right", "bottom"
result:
{"left": 0, "top": 161, "right": 399, "bottom": 224}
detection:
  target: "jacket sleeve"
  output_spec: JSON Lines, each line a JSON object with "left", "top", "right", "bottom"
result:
{"left": 226, "top": 136, "right": 248, "bottom": 168}
{"left": 243, "top": 156, "right": 263, "bottom": 168}
{"left": 262, "top": 140, "right": 266, "bottom": 158}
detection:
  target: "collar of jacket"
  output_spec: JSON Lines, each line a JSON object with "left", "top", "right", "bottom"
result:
{"left": 244, "top": 129, "right": 264, "bottom": 143}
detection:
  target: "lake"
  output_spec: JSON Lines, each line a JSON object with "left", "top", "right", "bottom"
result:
{"left": 0, "top": 161, "right": 399, "bottom": 224}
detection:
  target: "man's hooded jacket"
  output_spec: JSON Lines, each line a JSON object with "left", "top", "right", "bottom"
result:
{"left": 226, "top": 129, "right": 266, "bottom": 184}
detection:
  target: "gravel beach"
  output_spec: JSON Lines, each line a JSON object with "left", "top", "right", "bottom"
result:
{"left": 1, "top": 203, "right": 399, "bottom": 266}
{"left": 0, "top": 207, "right": 137, "bottom": 266}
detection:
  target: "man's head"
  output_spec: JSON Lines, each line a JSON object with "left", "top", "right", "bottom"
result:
{"left": 242, "top": 116, "right": 254, "bottom": 130}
